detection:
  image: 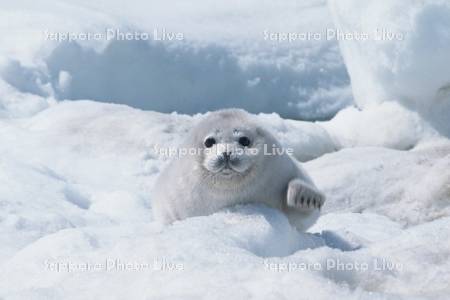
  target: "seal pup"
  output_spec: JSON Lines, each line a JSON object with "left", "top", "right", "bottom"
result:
{"left": 152, "top": 109, "right": 325, "bottom": 231}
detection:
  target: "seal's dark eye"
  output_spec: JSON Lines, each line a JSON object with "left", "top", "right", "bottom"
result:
{"left": 238, "top": 136, "right": 251, "bottom": 147}
{"left": 204, "top": 137, "right": 216, "bottom": 148}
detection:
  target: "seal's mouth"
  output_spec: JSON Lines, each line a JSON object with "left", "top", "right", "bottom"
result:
{"left": 204, "top": 151, "right": 251, "bottom": 176}
{"left": 213, "top": 163, "right": 244, "bottom": 177}
{"left": 220, "top": 166, "right": 234, "bottom": 176}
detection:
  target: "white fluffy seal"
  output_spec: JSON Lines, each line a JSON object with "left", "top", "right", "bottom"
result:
{"left": 152, "top": 109, "right": 325, "bottom": 231}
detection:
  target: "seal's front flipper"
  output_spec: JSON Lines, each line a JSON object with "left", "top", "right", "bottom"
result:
{"left": 286, "top": 179, "right": 325, "bottom": 212}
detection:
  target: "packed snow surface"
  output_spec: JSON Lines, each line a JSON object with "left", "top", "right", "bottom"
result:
{"left": 0, "top": 100, "right": 449, "bottom": 299}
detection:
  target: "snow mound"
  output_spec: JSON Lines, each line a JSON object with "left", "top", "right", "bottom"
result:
{"left": 329, "top": 0, "right": 450, "bottom": 136}
{"left": 306, "top": 139, "right": 450, "bottom": 225}
{"left": 322, "top": 102, "right": 438, "bottom": 150}
{"left": 0, "top": 79, "right": 55, "bottom": 118}
{"left": 2, "top": 204, "right": 450, "bottom": 299}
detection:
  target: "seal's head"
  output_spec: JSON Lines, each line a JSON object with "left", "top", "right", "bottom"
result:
{"left": 186, "top": 109, "right": 277, "bottom": 184}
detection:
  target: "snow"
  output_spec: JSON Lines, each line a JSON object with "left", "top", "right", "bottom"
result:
{"left": 322, "top": 102, "right": 438, "bottom": 150}
{"left": 307, "top": 141, "right": 450, "bottom": 225}
{"left": 1, "top": 0, "right": 450, "bottom": 299}
{"left": 0, "top": 0, "right": 352, "bottom": 120}
{"left": 329, "top": 0, "right": 450, "bottom": 136}
{"left": 1, "top": 100, "right": 449, "bottom": 299}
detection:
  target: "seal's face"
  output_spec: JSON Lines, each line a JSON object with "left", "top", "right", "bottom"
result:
{"left": 201, "top": 127, "right": 260, "bottom": 178}
{"left": 186, "top": 110, "right": 276, "bottom": 186}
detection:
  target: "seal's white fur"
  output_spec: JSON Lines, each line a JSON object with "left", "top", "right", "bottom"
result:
{"left": 152, "top": 109, "right": 325, "bottom": 231}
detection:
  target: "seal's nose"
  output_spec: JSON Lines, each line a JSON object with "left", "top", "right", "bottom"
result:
{"left": 222, "top": 151, "right": 231, "bottom": 161}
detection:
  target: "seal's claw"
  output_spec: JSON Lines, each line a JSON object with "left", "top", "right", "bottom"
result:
{"left": 287, "top": 179, "right": 325, "bottom": 212}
